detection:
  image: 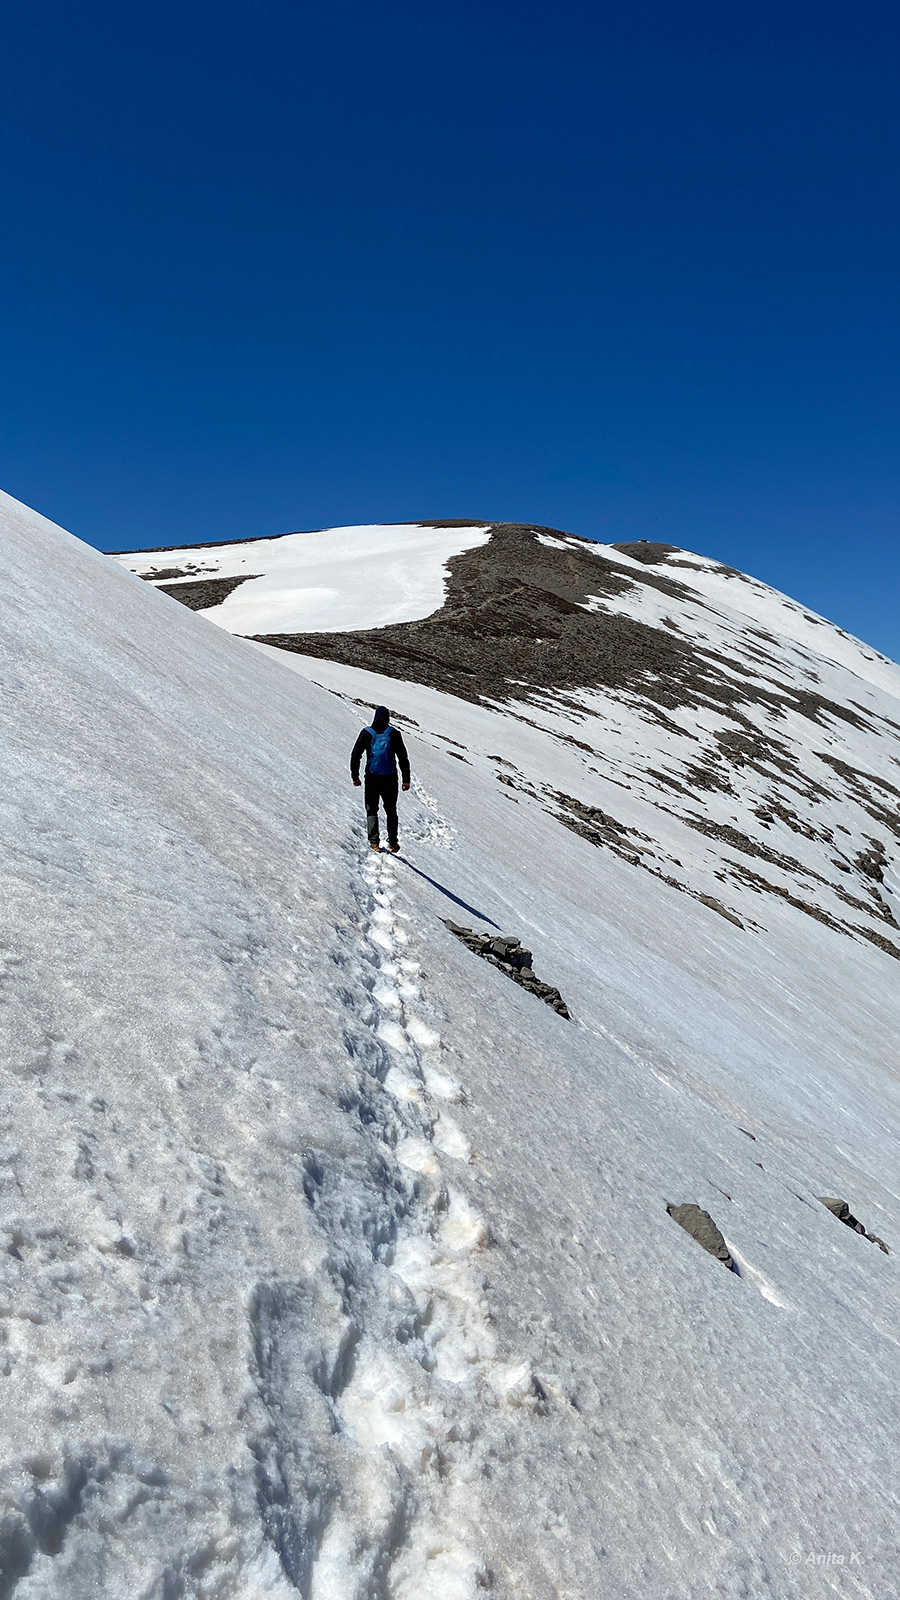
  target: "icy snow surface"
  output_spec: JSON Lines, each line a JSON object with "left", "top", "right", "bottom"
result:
{"left": 113, "top": 523, "right": 491, "bottom": 634}
{"left": 2, "top": 489, "right": 900, "bottom": 1598}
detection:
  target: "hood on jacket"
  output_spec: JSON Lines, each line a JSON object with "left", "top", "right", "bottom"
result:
{"left": 371, "top": 706, "right": 390, "bottom": 733}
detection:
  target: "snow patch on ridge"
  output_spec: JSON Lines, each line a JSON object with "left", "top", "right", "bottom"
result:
{"left": 114, "top": 523, "right": 492, "bottom": 635}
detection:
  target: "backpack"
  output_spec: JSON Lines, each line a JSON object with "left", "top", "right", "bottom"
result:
{"left": 366, "top": 726, "right": 395, "bottom": 776}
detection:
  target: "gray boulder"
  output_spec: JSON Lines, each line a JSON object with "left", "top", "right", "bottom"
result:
{"left": 667, "top": 1203, "right": 735, "bottom": 1271}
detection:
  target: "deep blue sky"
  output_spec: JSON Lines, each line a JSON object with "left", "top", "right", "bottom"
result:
{"left": 2, "top": 2, "right": 899, "bottom": 657}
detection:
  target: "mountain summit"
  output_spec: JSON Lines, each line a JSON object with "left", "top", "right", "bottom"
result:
{"left": 1, "top": 493, "right": 898, "bottom": 1598}
{"left": 118, "top": 520, "right": 900, "bottom": 967}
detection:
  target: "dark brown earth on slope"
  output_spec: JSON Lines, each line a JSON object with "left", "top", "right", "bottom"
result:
{"left": 248, "top": 523, "right": 869, "bottom": 752}
{"left": 254, "top": 523, "right": 697, "bottom": 709}
{"left": 155, "top": 574, "right": 262, "bottom": 611}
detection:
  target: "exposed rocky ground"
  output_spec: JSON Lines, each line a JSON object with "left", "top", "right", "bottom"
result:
{"left": 441, "top": 923, "right": 570, "bottom": 1017}
{"left": 819, "top": 1197, "right": 890, "bottom": 1254}
{"left": 156, "top": 573, "right": 261, "bottom": 610}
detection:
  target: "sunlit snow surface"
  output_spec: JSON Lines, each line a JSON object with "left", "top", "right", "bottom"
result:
{"left": 115, "top": 522, "right": 491, "bottom": 633}
{"left": 3, "top": 488, "right": 900, "bottom": 1598}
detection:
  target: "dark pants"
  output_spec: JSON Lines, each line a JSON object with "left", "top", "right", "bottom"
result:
{"left": 365, "top": 774, "right": 399, "bottom": 848}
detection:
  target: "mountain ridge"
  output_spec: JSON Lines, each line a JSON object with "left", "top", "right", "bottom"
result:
{"left": 117, "top": 520, "right": 900, "bottom": 966}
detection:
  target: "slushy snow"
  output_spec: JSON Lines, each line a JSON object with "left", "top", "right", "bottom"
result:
{"left": 2, "top": 489, "right": 900, "bottom": 1599}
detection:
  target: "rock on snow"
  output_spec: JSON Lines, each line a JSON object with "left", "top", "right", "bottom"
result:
{"left": 2, "top": 488, "right": 900, "bottom": 1598}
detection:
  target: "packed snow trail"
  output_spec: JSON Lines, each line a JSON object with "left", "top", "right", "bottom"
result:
{"left": 251, "top": 836, "right": 550, "bottom": 1598}
{"left": 248, "top": 835, "right": 487, "bottom": 1598}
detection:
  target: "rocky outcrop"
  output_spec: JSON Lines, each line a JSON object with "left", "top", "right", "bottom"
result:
{"left": 666, "top": 1204, "right": 736, "bottom": 1271}
{"left": 551, "top": 793, "right": 644, "bottom": 864}
{"left": 442, "top": 922, "right": 570, "bottom": 1017}
{"left": 698, "top": 895, "right": 744, "bottom": 929}
{"left": 819, "top": 1197, "right": 890, "bottom": 1254}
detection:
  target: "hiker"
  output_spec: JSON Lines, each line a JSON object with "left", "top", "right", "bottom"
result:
{"left": 351, "top": 706, "right": 411, "bottom": 853}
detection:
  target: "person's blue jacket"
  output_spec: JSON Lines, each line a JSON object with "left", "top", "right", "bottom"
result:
{"left": 350, "top": 707, "right": 410, "bottom": 784}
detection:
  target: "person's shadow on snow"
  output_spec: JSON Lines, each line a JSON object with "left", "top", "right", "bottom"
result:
{"left": 398, "top": 860, "right": 501, "bottom": 928}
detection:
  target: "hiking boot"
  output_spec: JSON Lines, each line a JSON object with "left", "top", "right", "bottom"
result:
{"left": 389, "top": 844, "right": 400, "bottom": 854}
{"left": 369, "top": 843, "right": 380, "bottom": 852}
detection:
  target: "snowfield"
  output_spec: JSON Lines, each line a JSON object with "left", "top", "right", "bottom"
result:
{"left": 113, "top": 523, "right": 492, "bottom": 635}
{"left": 2, "top": 488, "right": 900, "bottom": 1599}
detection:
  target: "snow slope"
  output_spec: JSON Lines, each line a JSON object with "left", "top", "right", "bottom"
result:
{"left": 3, "top": 490, "right": 900, "bottom": 1599}
{"left": 113, "top": 523, "right": 491, "bottom": 634}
